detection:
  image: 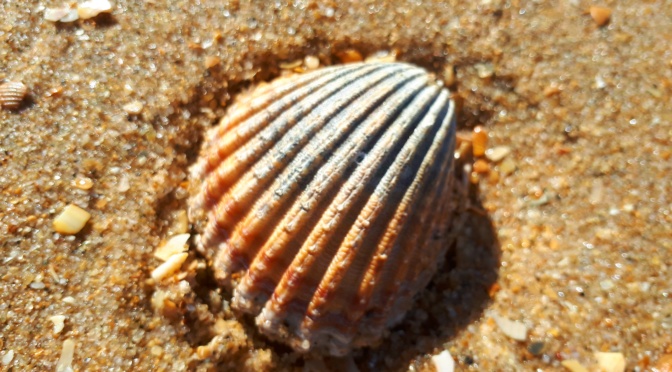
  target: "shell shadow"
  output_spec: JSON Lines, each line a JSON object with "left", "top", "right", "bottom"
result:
{"left": 352, "top": 176, "right": 501, "bottom": 371}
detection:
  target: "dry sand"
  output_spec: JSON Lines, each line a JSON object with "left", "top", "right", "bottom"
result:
{"left": 1, "top": 0, "right": 671, "bottom": 371}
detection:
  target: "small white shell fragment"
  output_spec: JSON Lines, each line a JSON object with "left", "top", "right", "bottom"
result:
{"left": 77, "top": 0, "right": 113, "bottom": 19}
{"left": 561, "top": 359, "right": 589, "bottom": 372}
{"left": 44, "top": 7, "right": 73, "bottom": 22}
{"left": 1, "top": 350, "right": 14, "bottom": 366}
{"left": 55, "top": 339, "right": 75, "bottom": 372}
{"left": 492, "top": 313, "right": 528, "bottom": 341}
{"left": 485, "top": 146, "right": 512, "bottom": 163}
{"left": 431, "top": 350, "right": 455, "bottom": 372}
{"left": 154, "top": 234, "right": 190, "bottom": 261}
{"left": 594, "top": 352, "right": 626, "bottom": 372}
{"left": 53, "top": 204, "right": 91, "bottom": 235}
{"left": 59, "top": 9, "right": 80, "bottom": 22}
{"left": 151, "top": 252, "right": 188, "bottom": 281}
{"left": 0, "top": 81, "right": 28, "bottom": 110}
{"left": 49, "top": 315, "right": 67, "bottom": 334}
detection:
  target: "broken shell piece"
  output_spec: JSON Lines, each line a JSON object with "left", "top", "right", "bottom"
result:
{"left": 154, "top": 234, "right": 190, "bottom": 261}
{"left": 594, "top": 352, "right": 625, "bottom": 372}
{"left": 44, "top": 7, "right": 77, "bottom": 22}
{"left": 53, "top": 204, "right": 91, "bottom": 235}
{"left": 432, "top": 350, "right": 456, "bottom": 372}
{"left": 49, "top": 315, "right": 67, "bottom": 334}
{"left": 189, "top": 62, "right": 460, "bottom": 355}
{"left": 55, "top": 339, "right": 75, "bottom": 372}
{"left": 492, "top": 313, "right": 528, "bottom": 341}
{"left": 77, "top": 0, "right": 113, "bottom": 19}
{"left": 151, "top": 253, "right": 188, "bottom": 281}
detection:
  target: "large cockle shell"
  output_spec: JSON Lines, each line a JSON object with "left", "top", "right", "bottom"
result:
{"left": 189, "top": 62, "right": 459, "bottom": 356}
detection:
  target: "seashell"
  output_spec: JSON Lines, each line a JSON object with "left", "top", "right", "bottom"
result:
{"left": 189, "top": 62, "right": 460, "bottom": 356}
{"left": 0, "top": 81, "right": 28, "bottom": 110}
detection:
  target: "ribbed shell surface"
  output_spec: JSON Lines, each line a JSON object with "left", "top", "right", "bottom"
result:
{"left": 189, "top": 62, "right": 458, "bottom": 356}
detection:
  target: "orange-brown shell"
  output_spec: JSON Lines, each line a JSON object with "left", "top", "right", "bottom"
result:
{"left": 189, "top": 62, "right": 458, "bottom": 356}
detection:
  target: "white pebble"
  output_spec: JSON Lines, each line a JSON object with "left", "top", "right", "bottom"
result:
{"left": 56, "top": 339, "right": 75, "bottom": 372}
{"left": 49, "top": 315, "right": 67, "bottom": 334}
{"left": 151, "top": 253, "right": 188, "bottom": 281}
{"left": 154, "top": 234, "right": 190, "bottom": 261}
{"left": 53, "top": 204, "right": 90, "bottom": 235}
{"left": 594, "top": 352, "right": 625, "bottom": 372}
{"left": 2, "top": 350, "right": 14, "bottom": 366}
{"left": 431, "top": 350, "right": 455, "bottom": 372}
{"left": 492, "top": 313, "right": 528, "bottom": 341}
{"left": 29, "top": 281, "right": 46, "bottom": 289}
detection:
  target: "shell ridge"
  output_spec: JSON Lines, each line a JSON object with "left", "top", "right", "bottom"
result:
{"left": 192, "top": 64, "right": 386, "bottom": 214}
{"left": 302, "top": 87, "right": 450, "bottom": 348}
{"left": 364, "top": 92, "right": 457, "bottom": 336}
{"left": 231, "top": 73, "right": 432, "bottom": 313}
{"left": 202, "top": 65, "right": 416, "bottom": 269}
{"left": 222, "top": 67, "right": 426, "bottom": 287}
{"left": 258, "top": 78, "right": 440, "bottom": 347}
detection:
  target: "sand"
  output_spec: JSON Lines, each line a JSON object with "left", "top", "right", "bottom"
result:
{"left": 1, "top": 0, "right": 671, "bottom": 371}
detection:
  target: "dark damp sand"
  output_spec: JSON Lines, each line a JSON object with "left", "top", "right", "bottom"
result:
{"left": 1, "top": 1, "right": 670, "bottom": 370}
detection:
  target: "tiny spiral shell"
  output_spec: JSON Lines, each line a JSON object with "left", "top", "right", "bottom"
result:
{"left": 0, "top": 81, "right": 28, "bottom": 110}
{"left": 189, "top": 62, "right": 460, "bottom": 355}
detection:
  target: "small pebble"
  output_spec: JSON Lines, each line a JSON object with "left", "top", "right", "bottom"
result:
{"left": 594, "top": 352, "right": 625, "bottom": 372}
{"left": 485, "top": 146, "right": 512, "bottom": 163}
{"left": 528, "top": 341, "right": 545, "bottom": 356}
{"left": 304, "top": 55, "right": 320, "bottom": 70}
{"left": 337, "top": 49, "right": 363, "bottom": 64}
{"left": 443, "top": 64, "right": 456, "bottom": 86}
{"left": 62, "top": 296, "right": 76, "bottom": 304}
{"left": 472, "top": 126, "right": 488, "bottom": 157}
{"left": 590, "top": 6, "right": 612, "bottom": 26}
{"left": 431, "top": 350, "right": 455, "bottom": 372}
{"left": 0, "top": 81, "right": 28, "bottom": 110}
{"left": 53, "top": 204, "right": 91, "bottom": 235}
{"left": 122, "top": 100, "right": 144, "bottom": 115}
{"left": 77, "top": 0, "right": 113, "bottom": 19}
{"left": 475, "top": 62, "right": 494, "bottom": 79}
{"left": 561, "top": 359, "right": 589, "bottom": 372}
{"left": 151, "top": 252, "right": 188, "bottom": 281}
{"left": 473, "top": 159, "right": 490, "bottom": 174}
{"left": 72, "top": 177, "right": 94, "bottom": 190}
{"left": 499, "top": 157, "right": 517, "bottom": 176}
{"left": 204, "top": 56, "right": 221, "bottom": 69}
{"left": 49, "top": 315, "right": 67, "bottom": 334}
{"left": 29, "top": 281, "right": 46, "bottom": 289}
{"left": 154, "top": 234, "right": 190, "bottom": 261}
